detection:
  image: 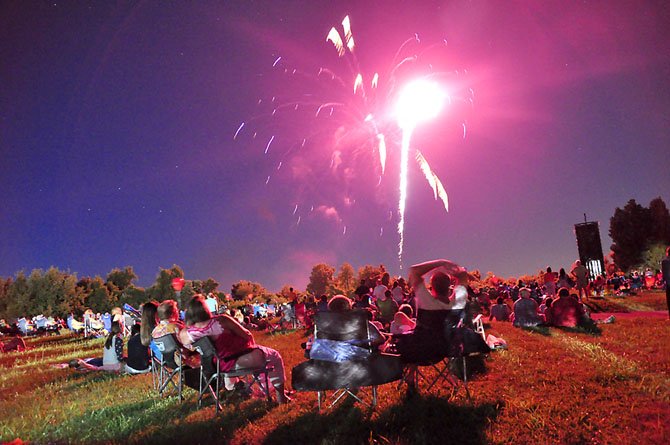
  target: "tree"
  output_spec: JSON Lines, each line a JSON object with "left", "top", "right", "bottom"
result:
{"left": 231, "top": 280, "right": 269, "bottom": 301}
{"left": 640, "top": 243, "right": 667, "bottom": 272}
{"left": 336, "top": 262, "right": 356, "bottom": 296}
{"left": 648, "top": 197, "right": 670, "bottom": 245}
{"left": 201, "top": 278, "right": 220, "bottom": 294}
{"left": 106, "top": 267, "right": 137, "bottom": 292}
{"left": 0, "top": 277, "right": 12, "bottom": 318}
{"left": 306, "top": 263, "right": 335, "bottom": 296}
{"left": 609, "top": 199, "right": 651, "bottom": 272}
{"left": 84, "top": 276, "right": 114, "bottom": 313}
{"left": 357, "top": 265, "right": 383, "bottom": 285}
{"left": 145, "top": 265, "right": 185, "bottom": 305}
{"left": 5, "top": 272, "right": 29, "bottom": 318}
{"left": 122, "top": 285, "right": 147, "bottom": 309}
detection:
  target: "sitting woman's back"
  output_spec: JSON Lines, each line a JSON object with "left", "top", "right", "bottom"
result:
{"left": 489, "top": 298, "right": 511, "bottom": 321}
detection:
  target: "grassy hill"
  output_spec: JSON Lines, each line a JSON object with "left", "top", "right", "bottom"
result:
{"left": 1, "top": 292, "right": 668, "bottom": 444}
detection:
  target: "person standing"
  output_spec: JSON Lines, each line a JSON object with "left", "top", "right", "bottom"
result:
{"left": 662, "top": 246, "right": 670, "bottom": 319}
{"left": 571, "top": 260, "right": 590, "bottom": 301}
{"left": 543, "top": 267, "right": 557, "bottom": 297}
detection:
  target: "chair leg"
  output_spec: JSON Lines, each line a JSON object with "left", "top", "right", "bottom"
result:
{"left": 462, "top": 356, "right": 471, "bottom": 401}
{"left": 263, "top": 370, "right": 272, "bottom": 403}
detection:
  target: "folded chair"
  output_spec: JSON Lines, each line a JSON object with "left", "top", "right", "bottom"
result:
{"left": 193, "top": 336, "right": 274, "bottom": 411}
{"left": 152, "top": 334, "right": 184, "bottom": 401}
{"left": 292, "top": 310, "right": 403, "bottom": 411}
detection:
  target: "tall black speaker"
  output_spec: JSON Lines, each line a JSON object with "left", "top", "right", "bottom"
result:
{"left": 574, "top": 221, "right": 604, "bottom": 279}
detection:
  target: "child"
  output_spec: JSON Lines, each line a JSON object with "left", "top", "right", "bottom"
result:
{"left": 77, "top": 321, "right": 124, "bottom": 372}
{"left": 125, "top": 323, "right": 151, "bottom": 374}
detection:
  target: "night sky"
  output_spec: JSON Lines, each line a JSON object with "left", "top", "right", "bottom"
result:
{"left": 2, "top": 1, "right": 669, "bottom": 291}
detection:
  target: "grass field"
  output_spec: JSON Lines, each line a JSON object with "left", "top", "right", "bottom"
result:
{"left": 1, "top": 291, "right": 668, "bottom": 444}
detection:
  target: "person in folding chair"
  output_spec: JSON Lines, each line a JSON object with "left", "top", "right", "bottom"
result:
{"left": 179, "top": 294, "right": 291, "bottom": 404}
{"left": 396, "top": 258, "right": 471, "bottom": 393}
{"left": 292, "top": 295, "right": 403, "bottom": 410}
{"left": 151, "top": 300, "right": 200, "bottom": 389}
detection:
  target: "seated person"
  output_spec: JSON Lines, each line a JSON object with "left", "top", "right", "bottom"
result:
{"left": 0, "top": 336, "right": 27, "bottom": 353}
{"left": 179, "top": 294, "right": 291, "bottom": 404}
{"left": 77, "top": 321, "right": 124, "bottom": 372}
{"left": 489, "top": 297, "right": 511, "bottom": 321}
{"left": 308, "top": 295, "right": 387, "bottom": 362}
{"left": 396, "top": 258, "right": 465, "bottom": 363}
{"left": 140, "top": 301, "right": 161, "bottom": 360}
{"left": 512, "top": 288, "right": 542, "bottom": 327}
{"left": 376, "top": 290, "right": 399, "bottom": 327}
{"left": 550, "top": 287, "right": 586, "bottom": 327}
{"left": 151, "top": 300, "right": 198, "bottom": 368}
{"left": 125, "top": 323, "right": 151, "bottom": 374}
{"left": 390, "top": 310, "right": 416, "bottom": 335}
{"left": 292, "top": 296, "right": 403, "bottom": 391}
{"left": 316, "top": 294, "right": 329, "bottom": 312}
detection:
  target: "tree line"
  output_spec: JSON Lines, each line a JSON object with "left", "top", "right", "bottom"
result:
{"left": 608, "top": 196, "right": 670, "bottom": 272}
{"left": 1, "top": 196, "right": 667, "bottom": 320}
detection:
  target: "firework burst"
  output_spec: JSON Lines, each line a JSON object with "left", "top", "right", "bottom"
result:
{"left": 234, "top": 15, "right": 471, "bottom": 267}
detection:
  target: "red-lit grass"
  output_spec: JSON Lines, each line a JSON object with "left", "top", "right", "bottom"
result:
{"left": 0, "top": 292, "right": 667, "bottom": 444}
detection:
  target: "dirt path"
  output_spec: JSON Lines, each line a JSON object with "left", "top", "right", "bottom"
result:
{"left": 591, "top": 311, "right": 668, "bottom": 320}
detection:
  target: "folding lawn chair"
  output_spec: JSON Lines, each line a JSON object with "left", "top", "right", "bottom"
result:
{"left": 153, "top": 334, "right": 184, "bottom": 401}
{"left": 193, "top": 336, "right": 274, "bottom": 412}
{"left": 292, "top": 310, "right": 403, "bottom": 411}
{"left": 400, "top": 308, "right": 490, "bottom": 401}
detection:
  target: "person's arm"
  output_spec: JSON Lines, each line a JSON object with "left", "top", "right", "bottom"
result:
{"left": 220, "top": 314, "right": 254, "bottom": 343}
{"left": 408, "top": 259, "right": 461, "bottom": 288}
{"left": 115, "top": 335, "right": 124, "bottom": 362}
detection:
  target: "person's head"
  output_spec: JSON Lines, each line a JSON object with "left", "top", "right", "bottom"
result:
{"left": 575, "top": 260, "right": 581, "bottom": 267}
{"left": 559, "top": 268, "right": 566, "bottom": 277}
{"left": 383, "top": 289, "right": 392, "bottom": 301}
{"left": 105, "top": 321, "right": 121, "bottom": 349}
{"left": 519, "top": 287, "right": 531, "bottom": 299}
{"left": 327, "top": 295, "right": 352, "bottom": 312}
{"left": 430, "top": 271, "right": 453, "bottom": 298}
{"left": 393, "top": 310, "right": 414, "bottom": 326}
{"left": 381, "top": 272, "right": 390, "bottom": 286}
{"left": 496, "top": 297, "right": 504, "bottom": 305}
{"left": 140, "top": 301, "right": 158, "bottom": 347}
{"left": 111, "top": 307, "right": 122, "bottom": 316}
{"left": 558, "top": 287, "right": 570, "bottom": 298}
{"left": 546, "top": 267, "right": 552, "bottom": 273}
{"left": 157, "top": 300, "right": 179, "bottom": 322}
{"left": 131, "top": 323, "right": 141, "bottom": 336}
{"left": 398, "top": 303, "right": 413, "bottom": 318}
{"left": 185, "top": 294, "right": 212, "bottom": 325}
{"left": 319, "top": 294, "right": 328, "bottom": 303}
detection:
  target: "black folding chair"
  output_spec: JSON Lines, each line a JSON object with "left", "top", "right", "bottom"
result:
{"left": 153, "top": 334, "right": 183, "bottom": 401}
{"left": 193, "top": 337, "right": 274, "bottom": 411}
{"left": 400, "top": 308, "right": 489, "bottom": 400}
{"left": 292, "top": 310, "right": 403, "bottom": 411}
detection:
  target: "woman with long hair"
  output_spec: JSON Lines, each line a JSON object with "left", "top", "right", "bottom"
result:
{"left": 179, "top": 294, "right": 291, "bottom": 403}
{"left": 77, "top": 321, "right": 124, "bottom": 372}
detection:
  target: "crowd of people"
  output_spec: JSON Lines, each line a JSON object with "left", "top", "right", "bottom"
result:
{"left": 2, "top": 250, "right": 669, "bottom": 406}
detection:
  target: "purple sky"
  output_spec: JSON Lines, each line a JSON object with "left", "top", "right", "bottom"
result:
{"left": 2, "top": 1, "right": 669, "bottom": 292}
